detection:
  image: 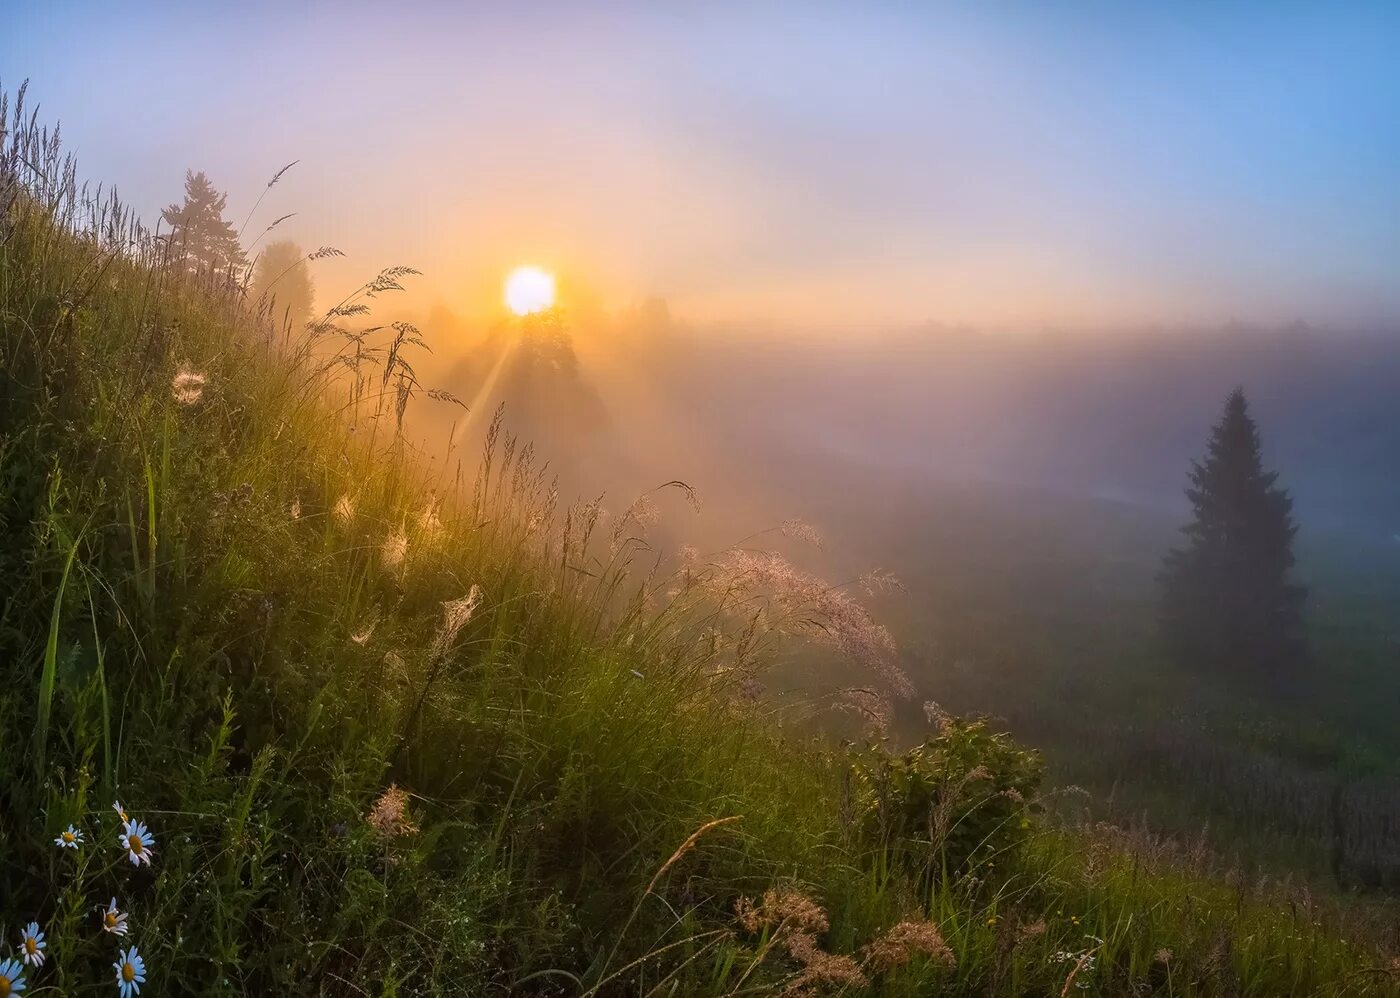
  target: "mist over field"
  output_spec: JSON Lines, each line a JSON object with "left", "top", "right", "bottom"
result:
{"left": 4, "top": 2, "right": 1400, "bottom": 994}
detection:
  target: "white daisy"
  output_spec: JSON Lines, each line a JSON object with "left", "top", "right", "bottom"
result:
{"left": 113, "top": 800, "right": 129, "bottom": 823}
{"left": 0, "top": 957, "right": 27, "bottom": 995}
{"left": 54, "top": 823, "right": 84, "bottom": 849}
{"left": 118, "top": 818, "right": 156, "bottom": 867}
{"left": 101, "top": 897, "right": 130, "bottom": 937}
{"left": 113, "top": 946, "right": 146, "bottom": 998}
{"left": 18, "top": 922, "right": 45, "bottom": 968}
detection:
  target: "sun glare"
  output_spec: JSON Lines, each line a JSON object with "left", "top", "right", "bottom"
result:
{"left": 504, "top": 266, "right": 556, "bottom": 316}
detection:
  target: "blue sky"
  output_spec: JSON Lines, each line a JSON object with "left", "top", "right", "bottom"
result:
{"left": 5, "top": 1, "right": 1399, "bottom": 328}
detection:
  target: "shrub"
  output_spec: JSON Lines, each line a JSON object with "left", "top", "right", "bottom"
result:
{"left": 848, "top": 716, "right": 1043, "bottom": 877}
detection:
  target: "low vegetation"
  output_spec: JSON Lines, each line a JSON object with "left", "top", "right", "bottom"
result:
{"left": 2, "top": 86, "right": 1398, "bottom": 995}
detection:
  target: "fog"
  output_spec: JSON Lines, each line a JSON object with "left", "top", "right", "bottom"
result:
{"left": 402, "top": 307, "right": 1400, "bottom": 545}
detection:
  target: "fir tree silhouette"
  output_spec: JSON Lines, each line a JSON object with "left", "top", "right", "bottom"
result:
{"left": 1159, "top": 387, "right": 1308, "bottom": 676}
{"left": 161, "top": 170, "right": 247, "bottom": 278}
{"left": 250, "top": 240, "right": 314, "bottom": 335}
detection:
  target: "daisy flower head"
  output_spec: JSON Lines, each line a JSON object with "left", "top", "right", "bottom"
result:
{"left": 113, "top": 946, "right": 146, "bottom": 998}
{"left": 54, "top": 823, "right": 84, "bottom": 849}
{"left": 113, "top": 800, "right": 129, "bottom": 823}
{"left": 17, "top": 923, "right": 44, "bottom": 968}
{"left": 101, "top": 897, "right": 129, "bottom": 937}
{"left": 118, "top": 818, "right": 156, "bottom": 867}
{"left": 0, "top": 957, "right": 26, "bottom": 996}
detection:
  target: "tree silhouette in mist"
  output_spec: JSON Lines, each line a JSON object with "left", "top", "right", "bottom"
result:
{"left": 250, "top": 240, "right": 314, "bottom": 334}
{"left": 161, "top": 170, "right": 246, "bottom": 277}
{"left": 1158, "top": 387, "right": 1308, "bottom": 677}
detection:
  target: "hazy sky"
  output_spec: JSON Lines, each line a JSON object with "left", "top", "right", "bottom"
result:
{"left": 6, "top": 1, "right": 1399, "bottom": 329}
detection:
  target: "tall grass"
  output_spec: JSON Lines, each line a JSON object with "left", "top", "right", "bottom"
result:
{"left": 2, "top": 82, "right": 1398, "bottom": 994}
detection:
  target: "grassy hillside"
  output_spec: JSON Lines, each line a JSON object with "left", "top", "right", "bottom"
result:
{"left": 2, "top": 91, "right": 1399, "bottom": 995}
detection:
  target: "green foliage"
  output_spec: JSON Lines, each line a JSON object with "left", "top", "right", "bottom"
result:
{"left": 850, "top": 717, "right": 1043, "bottom": 877}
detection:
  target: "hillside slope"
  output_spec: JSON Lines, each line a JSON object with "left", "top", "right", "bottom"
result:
{"left": 1, "top": 93, "right": 1397, "bottom": 996}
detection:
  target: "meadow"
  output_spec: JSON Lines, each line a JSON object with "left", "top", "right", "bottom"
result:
{"left": 3, "top": 86, "right": 1399, "bottom": 996}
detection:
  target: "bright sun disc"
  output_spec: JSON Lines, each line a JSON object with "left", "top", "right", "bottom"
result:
{"left": 505, "top": 266, "right": 555, "bottom": 315}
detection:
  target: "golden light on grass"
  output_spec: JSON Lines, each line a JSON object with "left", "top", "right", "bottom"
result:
{"left": 504, "top": 265, "right": 555, "bottom": 315}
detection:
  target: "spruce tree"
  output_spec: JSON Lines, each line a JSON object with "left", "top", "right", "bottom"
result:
{"left": 250, "top": 240, "right": 315, "bottom": 334}
{"left": 161, "top": 170, "right": 247, "bottom": 277}
{"left": 1158, "top": 387, "right": 1307, "bottom": 675}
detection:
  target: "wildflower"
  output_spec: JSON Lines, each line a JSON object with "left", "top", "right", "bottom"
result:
{"left": 101, "top": 898, "right": 129, "bottom": 937}
{"left": 366, "top": 784, "right": 418, "bottom": 841}
{"left": 1155, "top": 947, "right": 1173, "bottom": 964}
{"left": 380, "top": 530, "right": 408, "bottom": 569}
{"left": 113, "top": 946, "right": 146, "bottom": 998}
{"left": 17, "top": 924, "right": 44, "bottom": 968}
{"left": 54, "top": 824, "right": 83, "bottom": 849}
{"left": 171, "top": 363, "right": 206, "bottom": 405}
{"left": 290, "top": 498, "right": 301, "bottom": 520}
{"left": 113, "top": 800, "right": 129, "bottom": 823}
{"left": 332, "top": 494, "right": 356, "bottom": 526}
{"left": 119, "top": 818, "right": 156, "bottom": 867}
{"left": 0, "top": 957, "right": 26, "bottom": 996}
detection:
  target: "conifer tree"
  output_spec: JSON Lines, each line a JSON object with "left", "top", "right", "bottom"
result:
{"left": 161, "top": 170, "right": 247, "bottom": 277}
{"left": 250, "top": 240, "right": 314, "bottom": 334}
{"left": 1159, "top": 388, "right": 1307, "bottom": 675}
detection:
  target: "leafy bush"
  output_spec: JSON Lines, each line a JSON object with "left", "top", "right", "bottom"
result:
{"left": 848, "top": 716, "right": 1043, "bottom": 876}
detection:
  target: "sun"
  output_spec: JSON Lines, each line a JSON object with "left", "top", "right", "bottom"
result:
{"left": 504, "top": 266, "right": 556, "bottom": 316}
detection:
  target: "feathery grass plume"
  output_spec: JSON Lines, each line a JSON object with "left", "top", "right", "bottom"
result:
{"left": 923, "top": 699, "right": 952, "bottom": 732}
{"left": 783, "top": 932, "right": 869, "bottom": 993}
{"left": 836, "top": 687, "right": 892, "bottom": 733}
{"left": 709, "top": 549, "right": 911, "bottom": 698}
{"left": 859, "top": 567, "right": 906, "bottom": 595}
{"left": 862, "top": 919, "right": 956, "bottom": 973}
{"left": 366, "top": 784, "right": 418, "bottom": 840}
{"left": 735, "top": 887, "right": 829, "bottom": 937}
{"left": 171, "top": 361, "right": 206, "bottom": 404}
{"left": 780, "top": 518, "right": 823, "bottom": 549}
{"left": 1018, "top": 918, "right": 1047, "bottom": 944}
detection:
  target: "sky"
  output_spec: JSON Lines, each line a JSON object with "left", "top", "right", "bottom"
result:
{"left": 5, "top": 0, "right": 1399, "bottom": 330}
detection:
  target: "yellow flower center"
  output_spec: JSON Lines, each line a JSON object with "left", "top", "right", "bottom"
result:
{"left": 24, "top": 938, "right": 36, "bottom": 955}
{"left": 105, "top": 911, "right": 118, "bottom": 928}
{"left": 122, "top": 962, "right": 136, "bottom": 983}
{"left": 0, "top": 973, "right": 12, "bottom": 996}
{"left": 128, "top": 835, "right": 143, "bottom": 854}
{"left": 63, "top": 831, "right": 75, "bottom": 843}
